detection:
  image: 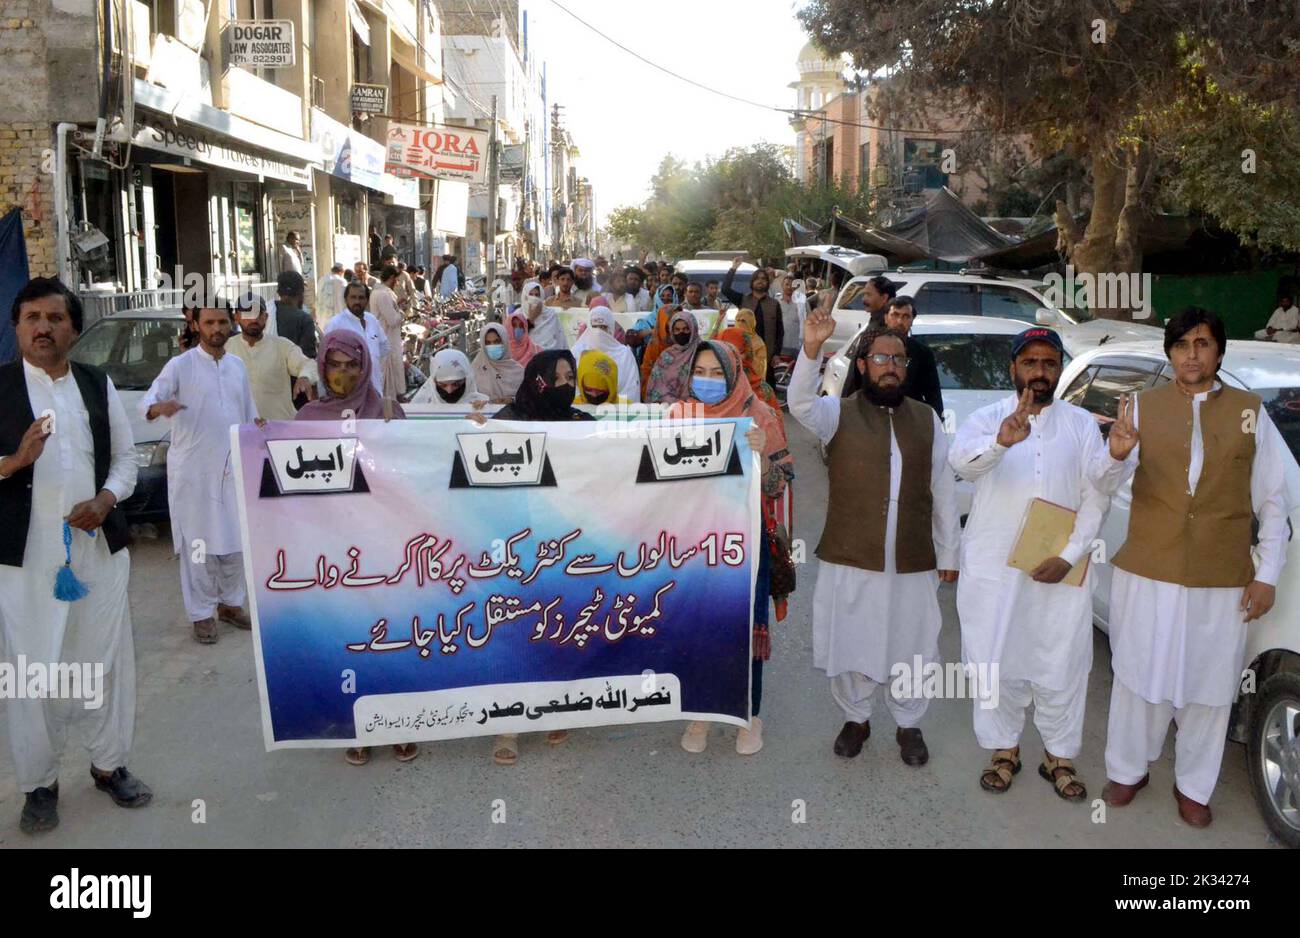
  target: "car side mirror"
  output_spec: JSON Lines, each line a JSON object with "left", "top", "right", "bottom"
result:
{"left": 1035, "top": 308, "right": 1059, "bottom": 326}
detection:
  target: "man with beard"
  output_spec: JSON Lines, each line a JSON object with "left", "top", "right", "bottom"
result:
{"left": 611, "top": 267, "right": 650, "bottom": 314}
{"left": 949, "top": 327, "right": 1110, "bottom": 801}
{"left": 885, "top": 296, "right": 944, "bottom": 416}
{"left": 1090, "top": 308, "right": 1292, "bottom": 828}
{"left": 548, "top": 266, "right": 586, "bottom": 310}
{"left": 788, "top": 298, "right": 960, "bottom": 766}
{"left": 324, "top": 282, "right": 389, "bottom": 396}
{"left": 864, "top": 275, "right": 899, "bottom": 326}
{"left": 722, "top": 256, "right": 784, "bottom": 383}
{"left": 571, "top": 258, "right": 600, "bottom": 304}
{"left": 228, "top": 295, "right": 317, "bottom": 421}
{"left": 141, "top": 302, "right": 261, "bottom": 645}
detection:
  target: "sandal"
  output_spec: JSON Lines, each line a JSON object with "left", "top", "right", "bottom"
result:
{"left": 392, "top": 743, "right": 419, "bottom": 762}
{"left": 492, "top": 734, "right": 519, "bottom": 766}
{"left": 344, "top": 747, "right": 371, "bottom": 766}
{"left": 1039, "top": 753, "right": 1087, "bottom": 802}
{"left": 979, "top": 747, "right": 1021, "bottom": 793}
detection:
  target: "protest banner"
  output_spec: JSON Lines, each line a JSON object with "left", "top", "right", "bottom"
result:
{"left": 234, "top": 416, "right": 758, "bottom": 749}
{"left": 550, "top": 308, "right": 721, "bottom": 346}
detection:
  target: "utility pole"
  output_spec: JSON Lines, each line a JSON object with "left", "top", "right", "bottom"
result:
{"left": 486, "top": 94, "right": 499, "bottom": 314}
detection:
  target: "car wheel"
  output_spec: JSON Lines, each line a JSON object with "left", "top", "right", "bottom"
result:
{"left": 1247, "top": 670, "right": 1300, "bottom": 848}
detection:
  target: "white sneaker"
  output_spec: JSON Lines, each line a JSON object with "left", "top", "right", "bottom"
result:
{"left": 736, "top": 717, "right": 764, "bottom": 755}
{"left": 680, "top": 721, "right": 709, "bottom": 753}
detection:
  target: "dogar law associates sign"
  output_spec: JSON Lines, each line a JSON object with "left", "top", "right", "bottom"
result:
{"left": 226, "top": 20, "right": 296, "bottom": 68}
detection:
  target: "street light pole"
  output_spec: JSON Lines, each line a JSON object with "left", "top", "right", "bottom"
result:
{"left": 486, "top": 94, "right": 499, "bottom": 314}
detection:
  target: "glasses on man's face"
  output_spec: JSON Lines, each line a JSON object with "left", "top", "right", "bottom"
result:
{"left": 865, "top": 353, "right": 910, "bottom": 368}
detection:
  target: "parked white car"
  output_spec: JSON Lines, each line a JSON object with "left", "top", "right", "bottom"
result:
{"left": 1057, "top": 339, "right": 1300, "bottom": 847}
{"left": 826, "top": 268, "right": 1163, "bottom": 358}
{"left": 818, "top": 314, "right": 1047, "bottom": 520}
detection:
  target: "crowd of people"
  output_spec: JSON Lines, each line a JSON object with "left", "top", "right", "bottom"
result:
{"left": 2, "top": 256, "right": 1286, "bottom": 840}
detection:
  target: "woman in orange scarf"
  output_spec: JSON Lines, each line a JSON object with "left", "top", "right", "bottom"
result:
{"left": 717, "top": 326, "right": 782, "bottom": 417}
{"left": 638, "top": 283, "right": 681, "bottom": 392}
{"left": 667, "top": 340, "right": 794, "bottom": 758}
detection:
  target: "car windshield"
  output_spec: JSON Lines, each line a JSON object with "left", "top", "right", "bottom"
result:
{"left": 923, "top": 333, "right": 1021, "bottom": 390}
{"left": 1257, "top": 388, "right": 1300, "bottom": 467}
{"left": 677, "top": 269, "right": 750, "bottom": 298}
{"left": 69, "top": 317, "right": 184, "bottom": 390}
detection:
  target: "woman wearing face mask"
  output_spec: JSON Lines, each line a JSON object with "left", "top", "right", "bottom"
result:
{"left": 475, "top": 349, "right": 591, "bottom": 767}
{"left": 570, "top": 304, "right": 641, "bottom": 403}
{"left": 668, "top": 341, "right": 794, "bottom": 757}
{"left": 472, "top": 322, "right": 524, "bottom": 404}
{"left": 718, "top": 326, "right": 781, "bottom": 415}
{"left": 409, "top": 348, "right": 489, "bottom": 406}
{"left": 296, "top": 331, "right": 411, "bottom": 765}
{"left": 644, "top": 310, "right": 701, "bottom": 403}
{"left": 506, "top": 309, "right": 541, "bottom": 367}
{"left": 574, "top": 350, "right": 629, "bottom": 406}
{"left": 521, "top": 279, "right": 567, "bottom": 351}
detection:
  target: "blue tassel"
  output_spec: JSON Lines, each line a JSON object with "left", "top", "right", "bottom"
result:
{"left": 53, "top": 521, "right": 91, "bottom": 602}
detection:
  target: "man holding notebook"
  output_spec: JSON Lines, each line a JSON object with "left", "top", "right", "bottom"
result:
{"left": 950, "top": 327, "right": 1110, "bottom": 802}
{"left": 1091, "top": 308, "right": 1292, "bottom": 828}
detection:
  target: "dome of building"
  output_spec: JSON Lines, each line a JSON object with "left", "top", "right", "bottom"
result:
{"left": 796, "top": 38, "right": 840, "bottom": 76}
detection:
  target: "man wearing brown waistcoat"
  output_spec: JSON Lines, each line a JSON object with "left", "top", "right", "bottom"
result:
{"left": 788, "top": 300, "right": 960, "bottom": 766}
{"left": 1091, "top": 307, "right": 1291, "bottom": 827}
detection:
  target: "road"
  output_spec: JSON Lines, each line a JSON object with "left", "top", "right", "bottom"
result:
{"left": 0, "top": 415, "right": 1283, "bottom": 848}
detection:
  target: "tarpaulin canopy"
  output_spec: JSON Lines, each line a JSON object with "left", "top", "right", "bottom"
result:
{"left": 0, "top": 208, "right": 29, "bottom": 364}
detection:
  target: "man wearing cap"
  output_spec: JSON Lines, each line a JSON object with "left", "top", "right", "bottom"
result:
{"left": 571, "top": 259, "right": 600, "bottom": 305}
{"left": 950, "top": 326, "right": 1110, "bottom": 801}
{"left": 790, "top": 297, "right": 960, "bottom": 766}
{"left": 1090, "top": 307, "right": 1292, "bottom": 828}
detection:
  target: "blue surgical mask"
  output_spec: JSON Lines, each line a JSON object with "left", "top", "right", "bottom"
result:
{"left": 513, "top": 327, "right": 525, "bottom": 340}
{"left": 487, "top": 345, "right": 506, "bottom": 361}
{"left": 692, "top": 376, "right": 728, "bottom": 404}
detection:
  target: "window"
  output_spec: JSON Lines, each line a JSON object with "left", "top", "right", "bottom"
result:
{"left": 1077, "top": 363, "right": 1159, "bottom": 431}
{"left": 70, "top": 318, "right": 185, "bottom": 391}
{"left": 1257, "top": 388, "right": 1300, "bottom": 468}
{"left": 1061, "top": 367, "right": 1096, "bottom": 407}
{"left": 836, "top": 281, "right": 867, "bottom": 311}
{"left": 916, "top": 282, "right": 978, "bottom": 316}
{"left": 923, "top": 333, "right": 1021, "bottom": 391}
{"left": 978, "top": 286, "right": 1044, "bottom": 323}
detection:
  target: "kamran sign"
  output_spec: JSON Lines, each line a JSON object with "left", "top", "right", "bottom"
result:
{"left": 385, "top": 121, "right": 488, "bottom": 185}
{"left": 350, "top": 83, "right": 388, "bottom": 115}
{"left": 226, "top": 20, "right": 295, "bottom": 68}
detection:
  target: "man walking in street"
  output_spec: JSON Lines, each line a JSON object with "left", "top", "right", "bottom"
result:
{"left": 325, "top": 282, "right": 389, "bottom": 396}
{"left": 0, "top": 277, "right": 152, "bottom": 834}
{"left": 370, "top": 265, "right": 406, "bottom": 401}
{"left": 1091, "top": 307, "right": 1292, "bottom": 827}
{"left": 271, "top": 271, "right": 317, "bottom": 362}
{"left": 722, "top": 255, "right": 783, "bottom": 383}
{"left": 229, "top": 296, "right": 318, "bottom": 421}
{"left": 788, "top": 297, "right": 960, "bottom": 766}
{"left": 317, "top": 263, "right": 347, "bottom": 326}
{"left": 278, "top": 230, "right": 303, "bottom": 275}
{"left": 950, "top": 327, "right": 1110, "bottom": 802}
{"left": 141, "top": 301, "right": 261, "bottom": 645}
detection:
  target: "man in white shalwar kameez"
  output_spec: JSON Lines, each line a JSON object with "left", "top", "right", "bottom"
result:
{"left": 1, "top": 278, "right": 152, "bottom": 834}
{"left": 326, "top": 281, "right": 390, "bottom": 397}
{"left": 1091, "top": 308, "right": 1292, "bottom": 828}
{"left": 950, "top": 327, "right": 1109, "bottom": 801}
{"left": 141, "top": 302, "right": 261, "bottom": 645}
{"left": 788, "top": 304, "right": 960, "bottom": 765}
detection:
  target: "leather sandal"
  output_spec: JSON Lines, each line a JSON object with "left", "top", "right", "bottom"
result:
{"left": 833, "top": 720, "right": 870, "bottom": 758}
{"left": 1038, "top": 753, "right": 1087, "bottom": 802}
{"left": 980, "top": 747, "right": 1021, "bottom": 793}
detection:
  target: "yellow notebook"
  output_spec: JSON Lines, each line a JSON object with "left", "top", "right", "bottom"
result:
{"left": 1007, "top": 497, "right": 1089, "bottom": 587}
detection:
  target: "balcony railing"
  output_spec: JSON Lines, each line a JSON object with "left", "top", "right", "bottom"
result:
{"left": 78, "top": 281, "right": 279, "bottom": 327}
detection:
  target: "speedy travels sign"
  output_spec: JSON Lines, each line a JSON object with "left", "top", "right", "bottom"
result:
{"left": 226, "top": 20, "right": 296, "bottom": 68}
{"left": 131, "top": 113, "right": 311, "bottom": 186}
{"left": 386, "top": 122, "right": 488, "bottom": 184}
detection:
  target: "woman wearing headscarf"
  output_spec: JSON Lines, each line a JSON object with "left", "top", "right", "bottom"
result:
{"left": 582, "top": 294, "right": 627, "bottom": 343}
{"left": 520, "top": 278, "right": 567, "bottom": 351}
{"left": 644, "top": 310, "right": 700, "bottom": 403}
{"left": 493, "top": 349, "right": 594, "bottom": 422}
{"left": 296, "top": 331, "right": 412, "bottom": 765}
{"left": 297, "top": 330, "right": 405, "bottom": 422}
{"left": 668, "top": 340, "right": 794, "bottom": 757}
{"left": 505, "top": 309, "right": 542, "bottom": 367}
{"left": 575, "top": 350, "right": 629, "bottom": 406}
{"left": 409, "top": 348, "right": 489, "bottom": 406}
{"left": 633, "top": 284, "right": 679, "bottom": 378}
{"left": 732, "top": 308, "right": 769, "bottom": 383}
{"left": 473, "top": 349, "right": 592, "bottom": 767}
{"left": 472, "top": 322, "right": 524, "bottom": 404}
{"left": 718, "top": 326, "right": 782, "bottom": 416}
{"left": 570, "top": 304, "right": 641, "bottom": 402}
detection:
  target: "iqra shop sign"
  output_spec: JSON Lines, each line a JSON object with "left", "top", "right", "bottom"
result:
{"left": 226, "top": 20, "right": 296, "bottom": 68}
